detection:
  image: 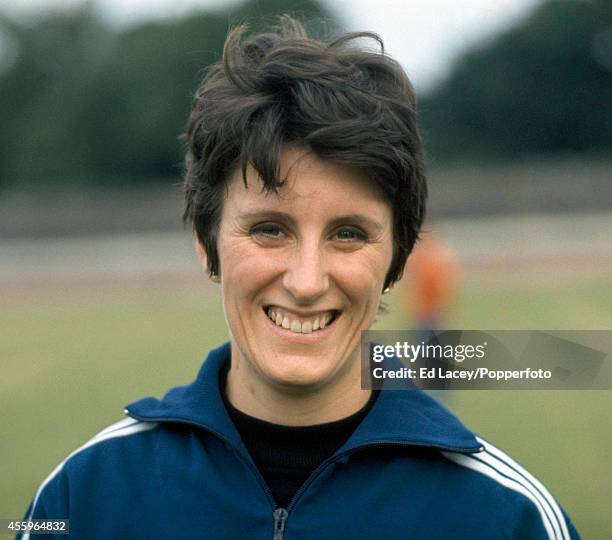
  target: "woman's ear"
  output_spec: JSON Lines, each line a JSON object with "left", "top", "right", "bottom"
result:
{"left": 195, "top": 239, "right": 221, "bottom": 282}
{"left": 195, "top": 238, "right": 208, "bottom": 272}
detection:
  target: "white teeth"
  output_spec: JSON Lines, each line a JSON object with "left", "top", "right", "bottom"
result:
{"left": 266, "top": 307, "right": 336, "bottom": 334}
{"left": 301, "top": 321, "right": 313, "bottom": 333}
{"left": 320, "top": 312, "right": 333, "bottom": 329}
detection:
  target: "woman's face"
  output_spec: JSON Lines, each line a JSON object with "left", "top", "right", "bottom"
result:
{"left": 209, "top": 145, "right": 393, "bottom": 398}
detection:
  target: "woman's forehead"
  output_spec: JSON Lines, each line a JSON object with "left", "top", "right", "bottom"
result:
{"left": 225, "top": 147, "right": 391, "bottom": 216}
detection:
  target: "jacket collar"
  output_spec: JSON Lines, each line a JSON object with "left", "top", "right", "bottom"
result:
{"left": 125, "top": 342, "right": 482, "bottom": 454}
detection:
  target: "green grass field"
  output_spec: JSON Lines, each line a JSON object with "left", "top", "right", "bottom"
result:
{"left": 2, "top": 276, "right": 611, "bottom": 538}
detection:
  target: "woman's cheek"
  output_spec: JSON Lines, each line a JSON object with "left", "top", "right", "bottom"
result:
{"left": 334, "top": 249, "right": 388, "bottom": 288}
{"left": 223, "top": 243, "right": 286, "bottom": 290}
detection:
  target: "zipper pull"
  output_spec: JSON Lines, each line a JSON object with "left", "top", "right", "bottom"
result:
{"left": 272, "top": 508, "right": 288, "bottom": 540}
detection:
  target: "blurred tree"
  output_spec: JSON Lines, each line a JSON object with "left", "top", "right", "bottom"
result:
{"left": 420, "top": 0, "right": 612, "bottom": 164}
{"left": 0, "top": 0, "right": 334, "bottom": 188}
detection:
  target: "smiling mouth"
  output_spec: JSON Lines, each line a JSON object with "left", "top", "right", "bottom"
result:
{"left": 263, "top": 306, "right": 340, "bottom": 334}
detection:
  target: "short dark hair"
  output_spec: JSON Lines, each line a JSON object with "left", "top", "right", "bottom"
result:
{"left": 183, "top": 16, "right": 427, "bottom": 291}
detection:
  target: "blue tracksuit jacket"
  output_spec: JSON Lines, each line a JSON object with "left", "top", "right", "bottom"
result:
{"left": 20, "top": 342, "right": 580, "bottom": 539}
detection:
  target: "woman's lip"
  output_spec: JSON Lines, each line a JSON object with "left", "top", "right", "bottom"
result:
{"left": 263, "top": 308, "right": 339, "bottom": 341}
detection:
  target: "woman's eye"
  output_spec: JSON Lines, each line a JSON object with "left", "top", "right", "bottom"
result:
{"left": 250, "top": 223, "right": 284, "bottom": 238}
{"left": 335, "top": 228, "right": 367, "bottom": 242}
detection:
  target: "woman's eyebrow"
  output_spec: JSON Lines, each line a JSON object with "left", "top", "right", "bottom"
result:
{"left": 237, "top": 210, "right": 297, "bottom": 225}
{"left": 238, "top": 210, "right": 385, "bottom": 231}
{"left": 327, "top": 214, "right": 385, "bottom": 232}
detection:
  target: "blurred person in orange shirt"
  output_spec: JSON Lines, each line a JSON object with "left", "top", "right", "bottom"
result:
{"left": 404, "top": 231, "right": 459, "bottom": 331}
{"left": 404, "top": 231, "right": 459, "bottom": 391}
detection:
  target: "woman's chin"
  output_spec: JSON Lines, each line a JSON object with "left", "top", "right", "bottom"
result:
{"left": 260, "top": 357, "right": 336, "bottom": 391}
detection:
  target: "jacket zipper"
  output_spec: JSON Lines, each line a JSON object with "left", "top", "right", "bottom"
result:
{"left": 125, "top": 411, "right": 483, "bottom": 540}
{"left": 272, "top": 508, "right": 288, "bottom": 540}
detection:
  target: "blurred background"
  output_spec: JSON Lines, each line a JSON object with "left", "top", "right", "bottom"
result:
{"left": 1, "top": 0, "right": 611, "bottom": 536}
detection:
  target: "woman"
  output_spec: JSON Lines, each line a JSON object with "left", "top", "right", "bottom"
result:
{"left": 19, "top": 16, "right": 579, "bottom": 540}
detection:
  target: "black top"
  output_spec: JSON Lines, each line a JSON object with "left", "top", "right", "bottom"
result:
{"left": 220, "top": 366, "right": 380, "bottom": 508}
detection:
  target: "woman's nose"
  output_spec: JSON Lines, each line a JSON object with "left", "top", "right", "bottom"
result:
{"left": 281, "top": 240, "right": 330, "bottom": 303}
